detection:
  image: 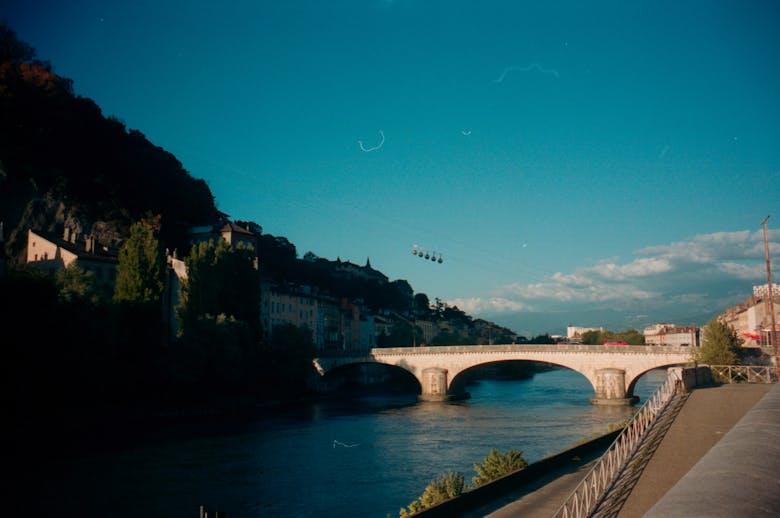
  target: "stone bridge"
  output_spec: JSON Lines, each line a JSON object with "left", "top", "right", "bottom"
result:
{"left": 313, "top": 344, "right": 694, "bottom": 405}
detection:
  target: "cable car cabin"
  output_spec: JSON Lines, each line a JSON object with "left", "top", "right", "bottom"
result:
{"left": 603, "top": 340, "right": 629, "bottom": 347}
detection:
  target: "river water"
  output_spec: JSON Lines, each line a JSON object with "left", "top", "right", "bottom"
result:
{"left": 37, "top": 368, "right": 667, "bottom": 517}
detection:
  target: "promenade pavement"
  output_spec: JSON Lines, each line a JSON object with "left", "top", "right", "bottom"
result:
{"left": 481, "top": 383, "right": 773, "bottom": 518}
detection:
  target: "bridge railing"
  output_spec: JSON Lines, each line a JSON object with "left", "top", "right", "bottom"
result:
{"left": 370, "top": 344, "right": 693, "bottom": 355}
{"left": 552, "top": 369, "right": 683, "bottom": 518}
{"left": 709, "top": 365, "right": 777, "bottom": 384}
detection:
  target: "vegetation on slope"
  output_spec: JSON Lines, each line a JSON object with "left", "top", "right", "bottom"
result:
{"left": 0, "top": 22, "right": 219, "bottom": 264}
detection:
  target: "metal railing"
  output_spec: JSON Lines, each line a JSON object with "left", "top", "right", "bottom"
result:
{"left": 709, "top": 365, "right": 777, "bottom": 384}
{"left": 552, "top": 370, "right": 683, "bottom": 518}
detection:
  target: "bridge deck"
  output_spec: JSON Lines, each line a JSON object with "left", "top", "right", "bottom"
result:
{"left": 370, "top": 344, "right": 693, "bottom": 355}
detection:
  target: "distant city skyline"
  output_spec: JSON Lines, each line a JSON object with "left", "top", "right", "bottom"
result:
{"left": 5, "top": 1, "right": 779, "bottom": 336}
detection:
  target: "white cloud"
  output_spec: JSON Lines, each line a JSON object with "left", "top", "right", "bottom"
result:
{"left": 451, "top": 228, "right": 779, "bottom": 329}
{"left": 588, "top": 257, "right": 672, "bottom": 280}
{"left": 449, "top": 297, "right": 530, "bottom": 314}
{"left": 717, "top": 262, "right": 765, "bottom": 280}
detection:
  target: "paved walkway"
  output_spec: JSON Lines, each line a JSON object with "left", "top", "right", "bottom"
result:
{"left": 482, "top": 383, "right": 773, "bottom": 518}
{"left": 616, "top": 383, "right": 773, "bottom": 517}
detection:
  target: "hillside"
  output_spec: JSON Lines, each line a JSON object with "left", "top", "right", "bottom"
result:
{"left": 0, "top": 23, "right": 220, "bottom": 265}
{"left": 0, "top": 24, "right": 524, "bottom": 343}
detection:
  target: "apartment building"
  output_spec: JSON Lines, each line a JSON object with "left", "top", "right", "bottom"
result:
{"left": 260, "top": 280, "right": 375, "bottom": 354}
{"left": 643, "top": 323, "right": 700, "bottom": 347}
{"left": 721, "top": 284, "right": 780, "bottom": 348}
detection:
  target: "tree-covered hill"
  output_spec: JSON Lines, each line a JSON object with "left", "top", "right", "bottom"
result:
{"left": 0, "top": 23, "right": 219, "bottom": 264}
{"left": 0, "top": 23, "right": 516, "bottom": 340}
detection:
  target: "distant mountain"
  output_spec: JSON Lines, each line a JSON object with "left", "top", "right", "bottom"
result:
{"left": 0, "top": 23, "right": 220, "bottom": 266}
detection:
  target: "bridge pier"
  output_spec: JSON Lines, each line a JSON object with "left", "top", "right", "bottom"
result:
{"left": 418, "top": 367, "right": 469, "bottom": 401}
{"left": 419, "top": 367, "right": 449, "bottom": 401}
{"left": 590, "top": 368, "right": 639, "bottom": 406}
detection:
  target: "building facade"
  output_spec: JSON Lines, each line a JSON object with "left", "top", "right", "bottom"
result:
{"left": 260, "top": 280, "right": 376, "bottom": 354}
{"left": 721, "top": 285, "right": 780, "bottom": 348}
{"left": 643, "top": 323, "right": 700, "bottom": 347}
{"left": 26, "top": 228, "right": 118, "bottom": 300}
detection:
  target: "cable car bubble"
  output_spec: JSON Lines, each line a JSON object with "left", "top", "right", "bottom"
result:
{"left": 409, "top": 244, "right": 445, "bottom": 265}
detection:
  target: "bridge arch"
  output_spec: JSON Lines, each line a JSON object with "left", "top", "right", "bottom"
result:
{"left": 447, "top": 359, "right": 590, "bottom": 397}
{"left": 316, "top": 361, "right": 421, "bottom": 394}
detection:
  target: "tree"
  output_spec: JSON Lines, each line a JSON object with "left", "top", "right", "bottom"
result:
{"left": 530, "top": 333, "right": 555, "bottom": 344}
{"left": 0, "top": 22, "right": 36, "bottom": 63}
{"left": 113, "top": 219, "right": 165, "bottom": 304}
{"left": 472, "top": 448, "right": 528, "bottom": 486}
{"left": 430, "top": 330, "right": 470, "bottom": 346}
{"left": 262, "top": 323, "right": 317, "bottom": 396}
{"left": 616, "top": 329, "right": 645, "bottom": 345}
{"left": 414, "top": 292, "right": 430, "bottom": 313}
{"left": 378, "top": 320, "right": 419, "bottom": 347}
{"left": 581, "top": 329, "right": 645, "bottom": 345}
{"left": 169, "top": 313, "right": 252, "bottom": 391}
{"left": 400, "top": 471, "right": 466, "bottom": 517}
{"left": 696, "top": 317, "right": 744, "bottom": 365}
{"left": 55, "top": 263, "right": 97, "bottom": 304}
{"left": 176, "top": 238, "right": 260, "bottom": 338}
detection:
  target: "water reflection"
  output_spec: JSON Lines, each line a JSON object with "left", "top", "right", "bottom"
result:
{"left": 36, "top": 368, "right": 668, "bottom": 518}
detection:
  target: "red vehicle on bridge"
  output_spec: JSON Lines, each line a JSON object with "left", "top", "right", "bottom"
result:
{"left": 604, "top": 340, "right": 629, "bottom": 347}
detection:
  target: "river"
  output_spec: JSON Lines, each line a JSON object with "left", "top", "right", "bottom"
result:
{"left": 35, "top": 368, "right": 667, "bottom": 517}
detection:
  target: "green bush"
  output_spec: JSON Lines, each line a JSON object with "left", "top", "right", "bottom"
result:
{"left": 472, "top": 448, "right": 528, "bottom": 486}
{"left": 400, "top": 448, "right": 528, "bottom": 516}
{"left": 400, "top": 471, "right": 466, "bottom": 516}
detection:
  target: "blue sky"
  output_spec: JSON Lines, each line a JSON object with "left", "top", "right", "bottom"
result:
{"left": 5, "top": 1, "right": 779, "bottom": 335}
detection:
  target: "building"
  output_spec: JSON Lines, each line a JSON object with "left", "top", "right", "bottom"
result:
{"left": 566, "top": 325, "right": 604, "bottom": 343}
{"left": 416, "top": 319, "right": 439, "bottom": 345}
{"left": 187, "top": 221, "right": 260, "bottom": 255}
{"left": 643, "top": 323, "right": 700, "bottom": 347}
{"left": 721, "top": 285, "right": 780, "bottom": 348}
{"left": 260, "top": 280, "right": 376, "bottom": 354}
{"left": 261, "top": 282, "right": 319, "bottom": 344}
{"left": 26, "top": 228, "right": 118, "bottom": 300}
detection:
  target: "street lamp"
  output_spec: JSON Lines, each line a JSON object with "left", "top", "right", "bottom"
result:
{"left": 761, "top": 216, "right": 778, "bottom": 378}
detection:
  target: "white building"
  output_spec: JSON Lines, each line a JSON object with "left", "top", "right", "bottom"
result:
{"left": 643, "top": 323, "right": 700, "bottom": 347}
{"left": 27, "top": 228, "right": 118, "bottom": 300}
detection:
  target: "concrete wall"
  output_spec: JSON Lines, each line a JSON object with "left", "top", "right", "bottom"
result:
{"left": 673, "top": 365, "right": 713, "bottom": 390}
{"left": 646, "top": 381, "right": 780, "bottom": 517}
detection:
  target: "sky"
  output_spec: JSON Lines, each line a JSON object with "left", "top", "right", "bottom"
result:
{"left": 4, "top": 1, "right": 780, "bottom": 336}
